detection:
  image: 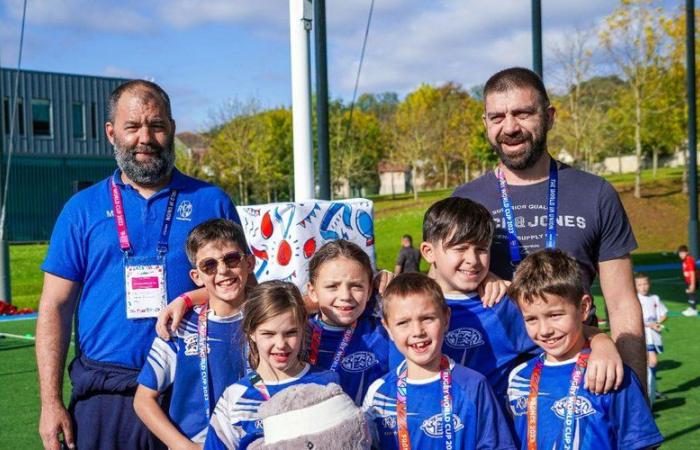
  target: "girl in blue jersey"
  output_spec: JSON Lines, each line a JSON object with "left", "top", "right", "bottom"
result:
{"left": 204, "top": 281, "right": 339, "bottom": 450}
{"left": 363, "top": 272, "right": 516, "bottom": 450}
{"left": 306, "top": 240, "right": 391, "bottom": 404}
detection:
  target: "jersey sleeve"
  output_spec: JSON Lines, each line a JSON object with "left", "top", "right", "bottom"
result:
{"left": 137, "top": 337, "right": 178, "bottom": 392}
{"left": 500, "top": 297, "right": 538, "bottom": 355}
{"left": 474, "top": 376, "right": 517, "bottom": 450}
{"left": 395, "top": 249, "right": 406, "bottom": 266}
{"left": 609, "top": 367, "right": 663, "bottom": 450}
{"left": 656, "top": 297, "right": 668, "bottom": 318}
{"left": 361, "top": 378, "right": 385, "bottom": 447}
{"left": 596, "top": 181, "right": 638, "bottom": 262}
{"left": 204, "top": 384, "right": 248, "bottom": 450}
{"left": 40, "top": 198, "right": 87, "bottom": 282}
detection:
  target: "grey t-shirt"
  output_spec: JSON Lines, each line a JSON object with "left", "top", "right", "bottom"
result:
{"left": 452, "top": 163, "right": 637, "bottom": 291}
{"left": 396, "top": 246, "right": 421, "bottom": 273}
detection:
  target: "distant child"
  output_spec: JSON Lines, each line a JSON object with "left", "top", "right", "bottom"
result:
{"left": 306, "top": 240, "right": 391, "bottom": 404}
{"left": 416, "top": 197, "right": 621, "bottom": 403}
{"left": 134, "top": 219, "right": 254, "bottom": 448}
{"left": 678, "top": 245, "right": 697, "bottom": 317}
{"left": 635, "top": 272, "right": 668, "bottom": 403}
{"left": 363, "top": 272, "right": 516, "bottom": 450}
{"left": 204, "top": 281, "right": 339, "bottom": 450}
{"left": 507, "top": 249, "right": 663, "bottom": 450}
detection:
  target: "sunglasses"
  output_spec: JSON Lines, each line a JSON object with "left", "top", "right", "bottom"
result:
{"left": 197, "top": 251, "right": 246, "bottom": 275}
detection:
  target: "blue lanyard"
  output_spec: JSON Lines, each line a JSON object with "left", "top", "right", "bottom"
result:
{"left": 197, "top": 305, "right": 211, "bottom": 420}
{"left": 496, "top": 159, "right": 558, "bottom": 265}
{"left": 110, "top": 175, "right": 178, "bottom": 257}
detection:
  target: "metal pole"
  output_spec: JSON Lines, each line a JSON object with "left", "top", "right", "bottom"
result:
{"left": 314, "top": 0, "right": 331, "bottom": 200}
{"left": 290, "top": 0, "right": 315, "bottom": 201}
{"left": 531, "top": 0, "right": 543, "bottom": 78}
{"left": 0, "top": 69, "right": 9, "bottom": 304}
{"left": 687, "top": 0, "right": 699, "bottom": 257}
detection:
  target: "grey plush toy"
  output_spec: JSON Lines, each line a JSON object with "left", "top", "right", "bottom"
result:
{"left": 248, "top": 383, "right": 371, "bottom": 450}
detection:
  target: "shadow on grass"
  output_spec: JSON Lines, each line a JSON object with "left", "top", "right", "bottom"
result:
{"left": 0, "top": 367, "right": 37, "bottom": 378}
{"left": 0, "top": 342, "right": 35, "bottom": 351}
{"left": 662, "top": 422, "right": 700, "bottom": 443}
{"left": 657, "top": 359, "right": 682, "bottom": 372}
{"left": 653, "top": 397, "right": 686, "bottom": 412}
{"left": 663, "top": 376, "right": 700, "bottom": 395}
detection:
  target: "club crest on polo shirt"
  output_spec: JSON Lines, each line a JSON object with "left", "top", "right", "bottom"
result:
{"left": 382, "top": 415, "right": 397, "bottom": 430}
{"left": 511, "top": 394, "right": 529, "bottom": 416}
{"left": 420, "top": 413, "right": 464, "bottom": 438}
{"left": 341, "top": 351, "right": 379, "bottom": 372}
{"left": 445, "top": 327, "right": 484, "bottom": 349}
{"left": 551, "top": 396, "right": 596, "bottom": 420}
{"left": 177, "top": 200, "right": 193, "bottom": 221}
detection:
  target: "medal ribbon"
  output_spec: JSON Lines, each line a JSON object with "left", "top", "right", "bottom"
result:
{"left": 308, "top": 318, "right": 356, "bottom": 372}
{"left": 396, "top": 355, "right": 453, "bottom": 450}
{"left": 249, "top": 372, "right": 271, "bottom": 400}
{"left": 496, "top": 158, "right": 558, "bottom": 265}
{"left": 110, "top": 176, "right": 178, "bottom": 255}
{"left": 197, "top": 305, "right": 212, "bottom": 420}
{"left": 526, "top": 346, "right": 590, "bottom": 450}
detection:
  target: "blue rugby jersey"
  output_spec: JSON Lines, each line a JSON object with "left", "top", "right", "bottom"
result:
{"left": 389, "top": 292, "right": 538, "bottom": 401}
{"left": 507, "top": 359, "right": 663, "bottom": 450}
{"left": 308, "top": 317, "right": 390, "bottom": 404}
{"left": 204, "top": 365, "right": 339, "bottom": 450}
{"left": 363, "top": 357, "right": 516, "bottom": 450}
{"left": 137, "top": 307, "right": 246, "bottom": 443}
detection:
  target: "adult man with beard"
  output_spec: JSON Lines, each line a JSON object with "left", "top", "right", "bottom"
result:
{"left": 453, "top": 67, "right": 646, "bottom": 389}
{"left": 36, "top": 80, "right": 240, "bottom": 450}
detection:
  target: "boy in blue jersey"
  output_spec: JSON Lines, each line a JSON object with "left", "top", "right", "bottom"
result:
{"left": 415, "top": 197, "right": 623, "bottom": 403}
{"left": 507, "top": 249, "right": 663, "bottom": 450}
{"left": 364, "top": 272, "right": 516, "bottom": 450}
{"left": 134, "top": 219, "right": 255, "bottom": 447}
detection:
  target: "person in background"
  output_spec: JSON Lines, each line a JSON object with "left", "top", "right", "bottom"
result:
{"left": 634, "top": 272, "right": 668, "bottom": 404}
{"left": 394, "top": 234, "right": 421, "bottom": 274}
{"left": 678, "top": 244, "right": 697, "bottom": 317}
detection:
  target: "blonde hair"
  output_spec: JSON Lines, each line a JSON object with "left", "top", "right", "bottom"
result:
{"left": 243, "top": 280, "right": 308, "bottom": 369}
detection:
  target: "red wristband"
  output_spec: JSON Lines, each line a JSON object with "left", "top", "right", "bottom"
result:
{"left": 180, "top": 294, "right": 194, "bottom": 310}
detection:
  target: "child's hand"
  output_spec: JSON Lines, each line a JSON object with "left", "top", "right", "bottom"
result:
{"left": 477, "top": 272, "right": 509, "bottom": 307}
{"left": 585, "top": 332, "right": 624, "bottom": 394}
{"left": 156, "top": 296, "right": 188, "bottom": 340}
{"left": 649, "top": 322, "right": 662, "bottom": 332}
{"left": 374, "top": 270, "right": 396, "bottom": 296}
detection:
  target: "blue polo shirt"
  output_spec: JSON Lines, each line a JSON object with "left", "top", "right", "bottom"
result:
{"left": 41, "top": 168, "right": 240, "bottom": 369}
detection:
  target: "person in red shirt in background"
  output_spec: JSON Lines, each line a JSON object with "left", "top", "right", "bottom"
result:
{"left": 678, "top": 245, "right": 698, "bottom": 317}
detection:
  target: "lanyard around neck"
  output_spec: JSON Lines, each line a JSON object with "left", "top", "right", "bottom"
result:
{"left": 197, "top": 305, "right": 212, "bottom": 420}
{"left": 308, "top": 317, "right": 356, "bottom": 372}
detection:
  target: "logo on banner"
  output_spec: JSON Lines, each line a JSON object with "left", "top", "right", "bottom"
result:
{"left": 445, "top": 327, "right": 484, "bottom": 349}
{"left": 420, "top": 413, "right": 464, "bottom": 438}
{"left": 177, "top": 201, "right": 193, "bottom": 220}
{"left": 341, "top": 351, "right": 379, "bottom": 372}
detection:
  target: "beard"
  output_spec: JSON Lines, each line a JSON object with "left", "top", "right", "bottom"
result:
{"left": 113, "top": 135, "right": 175, "bottom": 185}
{"left": 490, "top": 124, "right": 548, "bottom": 171}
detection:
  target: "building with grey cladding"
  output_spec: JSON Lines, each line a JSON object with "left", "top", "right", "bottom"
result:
{"left": 1, "top": 68, "right": 127, "bottom": 241}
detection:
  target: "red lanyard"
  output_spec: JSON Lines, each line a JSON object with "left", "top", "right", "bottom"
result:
{"left": 527, "top": 348, "right": 590, "bottom": 450}
{"left": 396, "top": 355, "right": 452, "bottom": 450}
{"left": 308, "top": 318, "right": 356, "bottom": 371}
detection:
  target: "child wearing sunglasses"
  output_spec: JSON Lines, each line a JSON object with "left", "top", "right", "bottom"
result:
{"left": 134, "top": 219, "right": 255, "bottom": 448}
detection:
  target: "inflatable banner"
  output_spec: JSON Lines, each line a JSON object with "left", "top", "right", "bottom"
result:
{"left": 236, "top": 199, "right": 375, "bottom": 292}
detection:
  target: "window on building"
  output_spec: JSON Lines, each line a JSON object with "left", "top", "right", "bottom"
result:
{"left": 90, "top": 102, "right": 98, "bottom": 139}
{"left": 72, "top": 102, "right": 85, "bottom": 139}
{"left": 3, "top": 97, "right": 25, "bottom": 136}
{"left": 31, "top": 99, "right": 52, "bottom": 137}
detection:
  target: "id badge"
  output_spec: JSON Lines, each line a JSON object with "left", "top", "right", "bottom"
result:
{"left": 124, "top": 255, "right": 167, "bottom": 319}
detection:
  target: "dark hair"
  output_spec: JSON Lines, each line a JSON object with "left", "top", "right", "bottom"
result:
{"left": 508, "top": 249, "right": 585, "bottom": 307}
{"left": 185, "top": 219, "right": 250, "bottom": 265}
{"left": 423, "top": 197, "right": 494, "bottom": 247}
{"left": 402, "top": 234, "right": 413, "bottom": 245}
{"left": 483, "top": 67, "right": 550, "bottom": 110}
{"left": 382, "top": 272, "right": 447, "bottom": 320}
{"left": 243, "top": 280, "right": 308, "bottom": 370}
{"left": 678, "top": 245, "right": 689, "bottom": 253}
{"left": 108, "top": 79, "right": 173, "bottom": 122}
{"left": 308, "top": 240, "right": 373, "bottom": 285}
{"left": 634, "top": 272, "right": 650, "bottom": 280}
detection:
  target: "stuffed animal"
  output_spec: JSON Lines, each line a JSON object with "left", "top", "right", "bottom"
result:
{"left": 248, "top": 383, "right": 371, "bottom": 450}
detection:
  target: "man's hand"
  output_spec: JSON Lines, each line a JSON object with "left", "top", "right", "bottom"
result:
{"left": 39, "top": 400, "right": 74, "bottom": 450}
{"left": 477, "top": 272, "right": 509, "bottom": 307}
{"left": 585, "top": 329, "right": 624, "bottom": 394}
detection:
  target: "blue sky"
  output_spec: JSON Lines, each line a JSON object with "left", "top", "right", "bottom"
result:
{"left": 0, "top": 0, "right": 681, "bottom": 131}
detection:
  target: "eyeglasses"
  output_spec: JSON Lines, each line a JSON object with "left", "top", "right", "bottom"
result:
{"left": 197, "top": 251, "right": 246, "bottom": 275}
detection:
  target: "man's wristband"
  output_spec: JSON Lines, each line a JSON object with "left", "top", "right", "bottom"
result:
{"left": 180, "top": 294, "right": 194, "bottom": 310}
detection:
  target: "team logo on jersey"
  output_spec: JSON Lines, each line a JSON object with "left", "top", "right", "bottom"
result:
{"left": 551, "top": 396, "right": 596, "bottom": 420}
{"left": 420, "top": 413, "right": 464, "bottom": 438}
{"left": 510, "top": 395, "right": 529, "bottom": 416}
{"left": 382, "top": 415, "right": 397, "bottom": 430}
{"left": 183, "top": 333, "right": 208, "bottom": 356}
{"left": 177, "top": 201, "right": 193, "bottom": 220}
{"left": 106, "top": 209, "right": 114, "bottom": 218}
{"left": 341, "top": 351, "right": 379, "bottom": 372}
{"left": 445, "top": 327, "right": 484, "bottom": 349}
